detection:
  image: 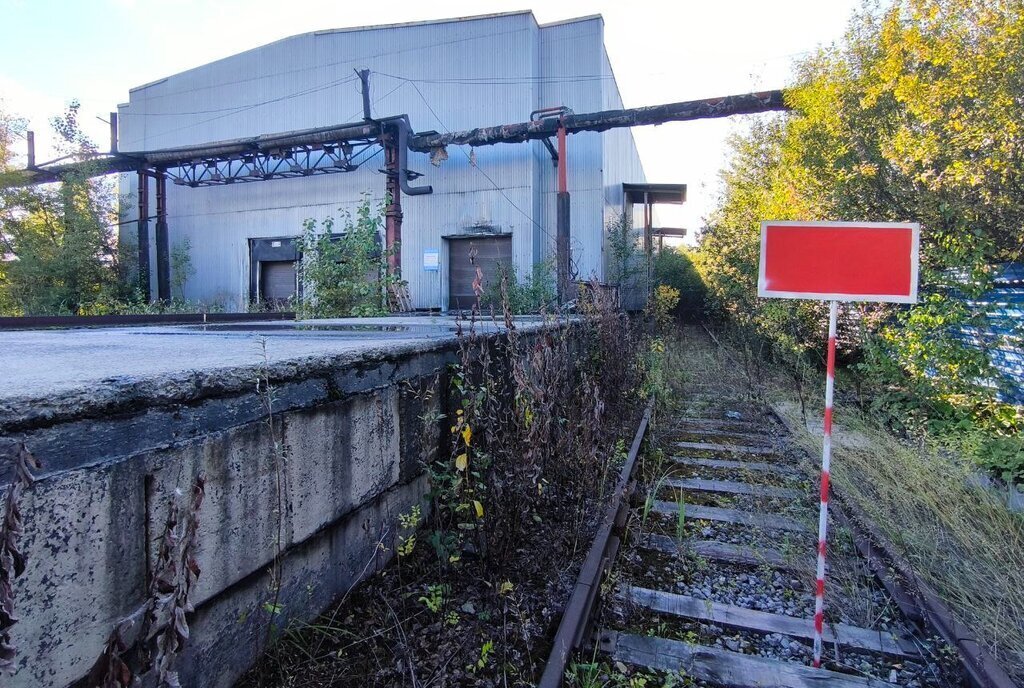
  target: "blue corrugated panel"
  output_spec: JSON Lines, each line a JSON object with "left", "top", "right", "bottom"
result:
{"left": 956, "top": 263, "right": 1024, "bottom": 404}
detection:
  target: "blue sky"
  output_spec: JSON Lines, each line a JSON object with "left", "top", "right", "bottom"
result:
{"left": 1, "top": 0, "right": 861, "bottom": 237}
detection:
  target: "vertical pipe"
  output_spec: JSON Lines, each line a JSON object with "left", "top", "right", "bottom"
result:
{"left": 109, "top": 112, "right": 118, "bottom": 154}
{"left": 27, "top": 131, "right": 35, "bottom": 168}
{"left": 357, "top": 69, "right": 372, "bottom": 121}
{"left": 813, "top": 300, "right": 839, "bottom": 668}
{"left": 556, "top": 121, "right": 570, "bottom": 302}
{"left": 137, "top": 170, "right": 151, "bottom": 302}
{"left": 643, "top": 192, "right": 653, "bottom": 301}
{"left": 155, "top": 170, "right": 170, "bottom": 301}
{"left": 384, "top": 128, "right": 402, "bottom": 279}
{"left": 557, "top": 123, "right": 567, "bottom": 194}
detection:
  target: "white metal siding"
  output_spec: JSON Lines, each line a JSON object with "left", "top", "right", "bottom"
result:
{"left": 538, "top": 18, "right": 605, "bottom": 283}
{"left": 118, "top": 13, "right": 642, "bottom": 310}
{"left": 600, "top": 46, "right": 646, "bottom": 280}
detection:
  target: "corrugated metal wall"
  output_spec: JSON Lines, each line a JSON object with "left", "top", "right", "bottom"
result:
{"left": 538, "top": 17, "right": 605, "bottom": 284}
{"left": 960, "top": 264, "right": 1024, "bottom": 404}
{"left": 119, "top": 12, "right": 645, "bottom": 310}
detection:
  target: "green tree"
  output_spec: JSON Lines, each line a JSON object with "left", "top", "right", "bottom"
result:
{"left": 653, "top": 246, "right": 706, "bottom": 321}
{"left": 697, "top": 0, "right": 1023, "bottom": 462}
{"left": 0, "top": 101, "right": 121, "bottom": 315}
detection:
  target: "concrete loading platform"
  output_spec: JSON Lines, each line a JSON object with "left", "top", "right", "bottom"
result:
{"left": 0, "top": 315, "right": 545, "bottom": 688}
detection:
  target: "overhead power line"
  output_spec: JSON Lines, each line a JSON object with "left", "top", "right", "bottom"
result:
{"left": 403, "top": 77, "right": 567, "bottom": 261}
{"left": 119, "top": 74, "right": 357, "bottom": 117}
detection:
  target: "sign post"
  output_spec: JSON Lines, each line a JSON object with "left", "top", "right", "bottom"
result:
{"left": 757, "top": 220, "right": 919, "bottom": 668}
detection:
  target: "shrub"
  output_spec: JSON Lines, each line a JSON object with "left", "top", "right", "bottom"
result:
{"left": 429, "top": 282, "right": 647, "bottom": 571}
{"left": 296, "top": 196, "right": 391, "bottom": 318}
{"left": 481, "top": 259, "right": 556, "bottom": 314}
{"left": 653, "top": 248, "right": 705, "bottom": 321}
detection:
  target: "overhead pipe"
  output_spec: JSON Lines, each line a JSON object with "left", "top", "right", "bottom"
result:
{"left": 410, "top": 90, "right": 788, "bottom": 151}
{"left": 378, "top": 115, "right": 432, "bottom": 196}
{"left": 375, "top": 116, "right": 432, "bottom": 282}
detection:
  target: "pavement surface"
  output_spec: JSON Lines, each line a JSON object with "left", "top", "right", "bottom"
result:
{"left": 1, "top": 316, "right": 528, "bottom": 408}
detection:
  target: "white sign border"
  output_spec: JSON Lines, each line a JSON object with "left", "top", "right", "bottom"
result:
{"left": 757, "top": 221, "right": 920, "bottom": 304}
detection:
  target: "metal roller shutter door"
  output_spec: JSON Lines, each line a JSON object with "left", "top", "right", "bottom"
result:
{"left": 260, "top": 260, "right": 297, "bottom": 303}
{"left": 448, "top": 236, "right": 513, "bottom": 311}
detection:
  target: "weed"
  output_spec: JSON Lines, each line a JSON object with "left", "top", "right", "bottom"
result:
{"left": 396, "top": 505, "right": 421, "bottom": 558}
{"left": 0, "top": 443, "right": 39, "bottom": 674}
{"left": 675, "top": 499, "right": 687, "bottom": 542}
{"left": 473, "top": 639, "right": 495, "bottom": 671}
{"left": 419, "top": 583, "right": 447, "bottom": 614}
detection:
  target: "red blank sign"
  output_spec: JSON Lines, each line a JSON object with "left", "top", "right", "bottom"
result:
{"left": 758, "top": 221, "right": 919, "bottom": 303}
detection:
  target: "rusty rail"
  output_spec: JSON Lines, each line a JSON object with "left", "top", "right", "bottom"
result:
{"left": 538, "top": 399, "right": 654, "bottom": 688}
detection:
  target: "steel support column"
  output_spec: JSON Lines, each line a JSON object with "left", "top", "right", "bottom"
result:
{"left": 643, "top": 192, "right": 653, "bottom": 297}
{"left": 383, "top": 128, "right": 402, "bottom": 278}
{"left": 155, "top": 169, "right": 170, "bottom": 301}
{"left": 137, "top": 170, "right": 151, "bottom": 302}
{"left": 556, "top": 121, "right": 570, "bottom": 303}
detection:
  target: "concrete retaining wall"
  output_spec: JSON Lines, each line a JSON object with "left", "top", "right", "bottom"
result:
{"left": 0, "top": 333, "right": 482, "bottom": 687}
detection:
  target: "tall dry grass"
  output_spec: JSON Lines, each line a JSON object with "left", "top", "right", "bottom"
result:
{"left": 774, "top": 400, "right": 1024, "bottom": 681}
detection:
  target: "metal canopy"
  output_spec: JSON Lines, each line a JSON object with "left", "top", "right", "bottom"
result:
{"left": 623, "top": 183, "right": 687, "bottom": 205}
{"left": 650, "top": 227, "right": 687, "bottom": 238}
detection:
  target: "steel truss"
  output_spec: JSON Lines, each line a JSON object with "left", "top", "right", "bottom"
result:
{"left": 167, "top": 139, "right": 380, "bottom": 187}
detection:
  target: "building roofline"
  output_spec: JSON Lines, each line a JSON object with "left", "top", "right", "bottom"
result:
{"left": 129, "top": 10, "right": 542, "bottom": 94}
{"left": 313, "top": 10, "right": 536, "bottom": 36}
{"left": 538, "top": 14, "right": 604, "bottom": 28}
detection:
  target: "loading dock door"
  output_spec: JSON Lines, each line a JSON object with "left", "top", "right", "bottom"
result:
{"left": 260, "top": 260, "right": 297, "bottom": 304}
{"left": 448, "top": 235, "right": 513, "bottom": 311}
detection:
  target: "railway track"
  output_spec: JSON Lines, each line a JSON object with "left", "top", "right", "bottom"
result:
{"left": 536, "top": 325, "right": 1023, "bottom": 688}
{"left": 538, "top": 365, "right": 980, "bottom": 688}
{"left": 596, "top": 394, "right": 959, "bottom": 687}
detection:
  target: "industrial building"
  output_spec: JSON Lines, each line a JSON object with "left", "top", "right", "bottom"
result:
{"left": 115, "top": 11, "right": 681, "bottom": 311}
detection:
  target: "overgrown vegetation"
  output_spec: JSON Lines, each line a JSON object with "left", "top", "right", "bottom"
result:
{"left": 430, "top": 276, "right": 646, "bottom": 571}
{"left": 605, "top": 211, "right": 644, "bottom": 288}
{"left": 776, "top": 398, "right": 1024, "bottom": 682}
{"left": 295, "top": 196, "right": 396, "bottom": 318}
{"left": 87, "top": 472, "right": 207, "bottom": 687}
{"left": 694, "top": 0, "right": 1024, "bottom": 481}
{"left": 0, "top": 100, "right": 215, "bottom": 316}
{"left": 239, "top": 275, "right": 656, "bottom": 687}
{"left": 481, "top": 259, "right": 556, "bottom": 314}
{"left": 0, "top": 102, "right": 123, "bottom": 315}
{"left": 652, "top": 248, "right": 705, "bottom": 322}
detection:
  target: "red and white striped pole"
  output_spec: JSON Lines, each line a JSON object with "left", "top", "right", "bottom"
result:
{"left": 812, "top": 300, "right": 838, "bottom": 668}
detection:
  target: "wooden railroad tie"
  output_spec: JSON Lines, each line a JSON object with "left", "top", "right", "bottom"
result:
{"left": 674, "top": 440, "right": 778, "bottom": 455}
{"left": 650, "top": 501, "right": 810, "bottom": 533}
{"left": 601, "top": 630, "right": 903, "bottom": 687}
{"left": 664, "top": 477, "right": 803, "bottom": 501}
{"left": 620, "top": 586, "right": 920, "bottom": 659}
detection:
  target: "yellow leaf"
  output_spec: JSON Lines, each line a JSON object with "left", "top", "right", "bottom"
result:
{"left": 499, "top": 581, "right": 514, "bottom": 595}
{"left": 473, "top": 500, "right": 484, "bottom": 518}
{"left": 455, "top": 453, "right": 468, "bottom": 471}
{"left": 462, "top": 425, "right": 472, "bottom": 446}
